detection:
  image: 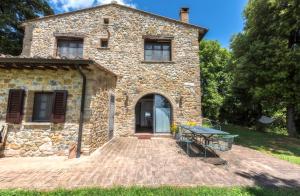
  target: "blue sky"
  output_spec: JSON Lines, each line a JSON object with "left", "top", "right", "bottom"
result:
{"left": 49, "top": 0, "right": 248, "bottom": 48}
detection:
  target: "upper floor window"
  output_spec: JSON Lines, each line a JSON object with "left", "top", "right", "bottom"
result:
{"left": 57, "top": 39, "right": 83, "bottom": 59}
{"left": 144, "top": 40, "right": 171, "bottom": 62}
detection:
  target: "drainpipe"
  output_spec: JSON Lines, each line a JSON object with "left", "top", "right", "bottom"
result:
{"left": 76, "top": 65, "right": 86, "bottom": 158}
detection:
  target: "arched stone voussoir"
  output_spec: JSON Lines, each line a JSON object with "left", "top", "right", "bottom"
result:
{"left": 131, "top": 90, "right": 177, "bottom": 112}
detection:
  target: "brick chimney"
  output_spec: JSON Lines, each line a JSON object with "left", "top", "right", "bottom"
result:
{"left": 180, "top": 7, "right": 189, "bottom": 23}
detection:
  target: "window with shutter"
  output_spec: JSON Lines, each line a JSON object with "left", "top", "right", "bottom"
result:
{"left": 52, "top": 90, "right": 68, "bottom": 123}
{"left": 6, "top": 89, "right": 25, "bottom": 124}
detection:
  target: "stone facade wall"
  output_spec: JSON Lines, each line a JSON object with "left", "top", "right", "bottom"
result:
{"left": 0, "top": 67, "right": 116, "bottom": 157}
{"left": 21, "top": 24, "right": 34, "bottom": 56}
{"left": 23, "top": 4, "right": 202, "bottom": 137}
{"left": 83, "top": 68, "right": 116, "bottom": 153}
{"left": 0, "top": 69, "right": 81, "bottom": 156}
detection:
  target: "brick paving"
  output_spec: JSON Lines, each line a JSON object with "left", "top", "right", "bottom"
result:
{"left": 0, "top": 137, "right": 299, "bottom": 190}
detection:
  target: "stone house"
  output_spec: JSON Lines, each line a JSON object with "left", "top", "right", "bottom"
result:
{"left": 0, "top": 2, "right": 207, "bottom": 157}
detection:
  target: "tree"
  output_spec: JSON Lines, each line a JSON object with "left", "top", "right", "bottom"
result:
{"left": 200, "top": 40, "right": 232, "bottom": 120}
{"left": 0, "top": 0, "right": 53, "bottom": 55}
{"left": 231, "top": 0, "right": 300, "bottom": 136}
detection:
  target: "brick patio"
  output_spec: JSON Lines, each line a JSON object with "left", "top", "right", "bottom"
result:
{"left": 0, "top": 137, "right": 299, "bottom": 190}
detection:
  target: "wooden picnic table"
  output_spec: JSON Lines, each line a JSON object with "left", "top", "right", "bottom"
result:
{"left": 180, "top": 125, "right": 229, "bottom": 144}
{"left": 179, "top": 125, "right": 236, "bottom": 157}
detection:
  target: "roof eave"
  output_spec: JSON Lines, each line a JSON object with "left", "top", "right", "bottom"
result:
{"left": 0, "top": 57, "right": 93, "bottom": 65}
{"left": 199, "top": 28, "right": 209, "bottom": 41}
{"left": 0, "top": 57, "right": 118, "bottom": 77}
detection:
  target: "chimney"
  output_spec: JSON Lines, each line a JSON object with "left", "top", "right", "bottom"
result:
{"left": 180, "top": 7, "right": 189, "bottom": 23}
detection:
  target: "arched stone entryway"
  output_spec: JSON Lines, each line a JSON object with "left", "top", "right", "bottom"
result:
{"left": 135, "top": 93, "right": 173, "bottom": 133}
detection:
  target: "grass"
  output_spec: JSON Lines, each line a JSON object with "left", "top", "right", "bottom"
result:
{"left": 222, "top": 124, "right": 300, "bottom": 165}
{"left": 0, "top": 187, "right": 299, "bottom": 196}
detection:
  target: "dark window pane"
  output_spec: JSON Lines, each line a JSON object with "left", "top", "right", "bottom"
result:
{"left": 69, "top": 42, "right": 77, "bottom": 48}
{"left": 162, "top": 50, "right": 171, "bottom": 61}
{"left": 144, "top": 40, "right": 171, "bottom": 61}
{"left": 155, "top": 94, "right": 171, "bottom": 108}
{"left": 153, "top": 44, "right": 162, "bottom": 50}
{"left": 104, "top": 18, "right": 109, "bottom": 24}
{"left": 33, "top": 93, "right": 53, "bottom": 122}
{"left": 155, "top": 50, "right": 163, "bottom": 61}
{"left": 101, "top": 39, "right": 108, "bottom": 48}
{"left": 69, "top": 47, "right": 76, "bottom": 58}
{"left": 145, "top": 44, "right": 153, "bottom": 50}
{"left": 77, "top": 48, "right": 83, "bottom": 58}
{"left": 145, "top": 50, "right": 153, "bottom": 61}
{"left": 162, "top": 44, "right": 170, "bottom": 50}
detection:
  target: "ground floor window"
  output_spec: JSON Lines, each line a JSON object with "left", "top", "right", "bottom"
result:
{"left": 32, "top": 91, "right": 68, "bottom": 123}
{"left": 6, "top": 89, "right": 68, "bottom": 124}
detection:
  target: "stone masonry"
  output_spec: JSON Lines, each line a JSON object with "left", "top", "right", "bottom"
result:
{"left": 22, "top": 3, "right": 205, "bottom": 137}
{"left": 0, "top": 66, "right": 116, "bottom": 157}
{"left": 1, "top": 3, "right": 206, "bottom": 157}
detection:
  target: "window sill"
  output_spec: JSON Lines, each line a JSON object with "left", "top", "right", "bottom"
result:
{"left": 23, "top": 122, "right": 52, "bottom": 129}
{"left": 141, "top": 61, "right": 175, "bottom": 64}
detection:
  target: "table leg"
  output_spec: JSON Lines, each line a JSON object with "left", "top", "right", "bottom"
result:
{"left": 187, "top": 142, "right": 190, "bottom": 155}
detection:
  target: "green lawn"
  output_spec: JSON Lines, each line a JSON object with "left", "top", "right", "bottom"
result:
{"left": 222, "top": 124, "right": 300, "bottom": 165}
{"left": 0, "top": 187, "right": 299, "bottom": 196}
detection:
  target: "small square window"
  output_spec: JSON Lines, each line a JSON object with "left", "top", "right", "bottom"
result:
{"left": 104, "top": 18, "right": 109, "bottom": 25}
{"left": 101, "top": 39, "right": 109, "bottom": 48}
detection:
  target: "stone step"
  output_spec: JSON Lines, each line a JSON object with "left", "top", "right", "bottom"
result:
{"left": 136, "top": 135, "right": 152, "bottom": 140}
{"left": 134, "top": 133, "right": 172, "bottom": 139}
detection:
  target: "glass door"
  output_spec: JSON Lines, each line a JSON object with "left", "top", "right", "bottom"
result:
{"left": 154, "top": 95, "right": 171, "bottom": 133}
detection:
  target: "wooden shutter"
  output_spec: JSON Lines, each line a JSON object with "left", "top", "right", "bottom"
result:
{"left": 52, "top": 90, "right": 68, "bottom": 123}
{"left": 6, "top": 89, "right": 25, "bottom": 124}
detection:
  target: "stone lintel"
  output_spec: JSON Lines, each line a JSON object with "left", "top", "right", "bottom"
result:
{"left": 53, "top": 32, "right": 86, "bottom": 38}
{"left": 142, "top": 35, "right": 174, "bottom": 40}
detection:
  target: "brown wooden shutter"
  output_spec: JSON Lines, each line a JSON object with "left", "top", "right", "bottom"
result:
{"left": 52, "top": 90, "right": 68, "bottom": 123}
{"left": 6, "top": 89, "right": 25, "bottom": 124}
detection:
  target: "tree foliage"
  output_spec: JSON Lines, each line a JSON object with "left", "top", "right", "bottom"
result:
{"left": 0, "top": 0, "right": 54, "bottom": 55}
{"left": 230, "top": 0, "right": 300, "bottom": 136}
{"left": 200, "top": 40, "right": 232, "bottom": 120}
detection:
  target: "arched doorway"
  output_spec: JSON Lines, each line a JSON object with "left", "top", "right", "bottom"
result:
{"left": 135, "top": 94, "right": 172, "bottom": 133}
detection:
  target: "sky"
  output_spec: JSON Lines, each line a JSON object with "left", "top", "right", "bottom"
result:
{"left": 48, "top": 0, "right": 248, "bottom": 48}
